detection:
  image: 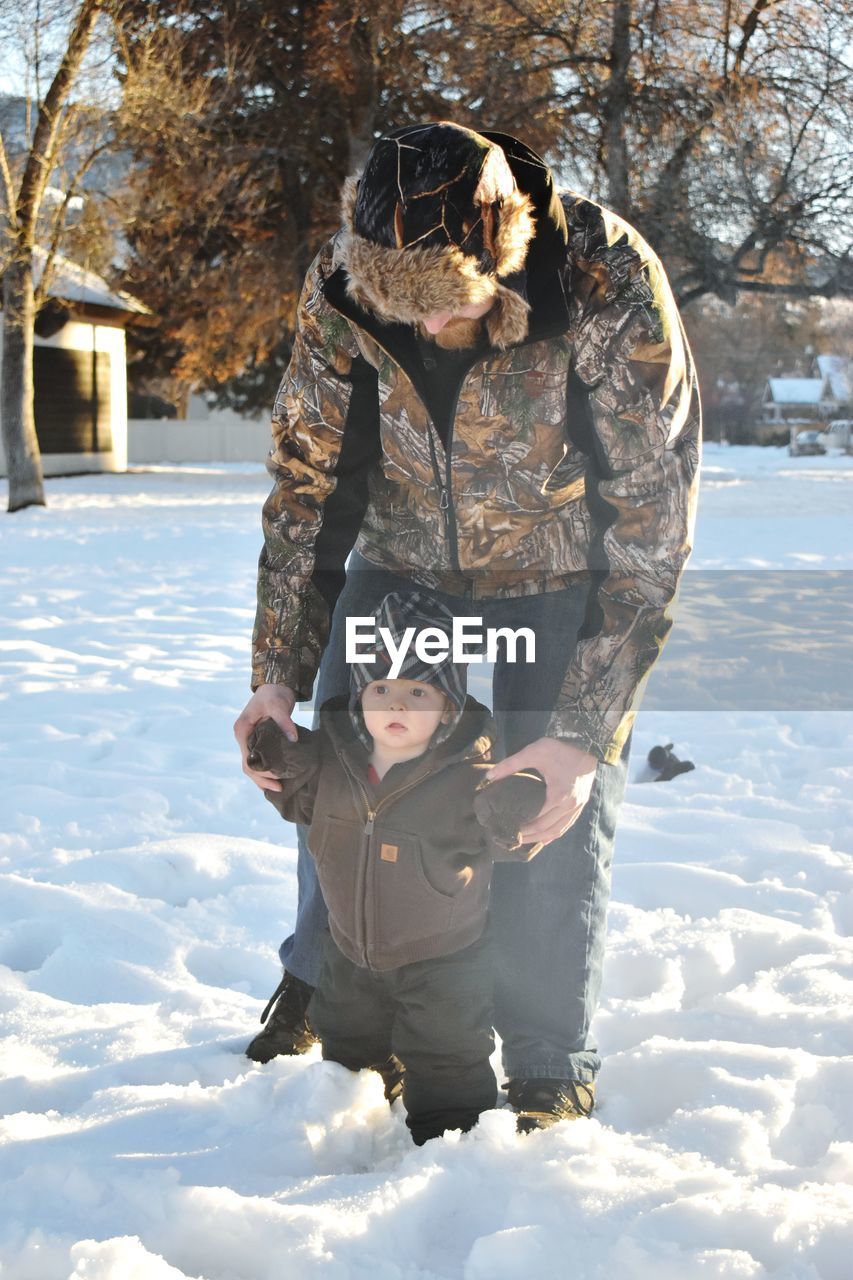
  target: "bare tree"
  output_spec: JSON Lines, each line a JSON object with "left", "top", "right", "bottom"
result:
{"left": 105, "top": 0, "right": 852, "bottom": 416}
{"left": 425, "top": 1, "right": 852, "bottom": 307}
{"left": 0, "top": 0, "right": 112, "bottom": 512}
{"left": 116, "top": 0, "right": 443, "bottom": 416}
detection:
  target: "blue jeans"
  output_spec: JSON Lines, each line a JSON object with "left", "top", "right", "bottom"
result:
{"left": 280, "top": 551, "right": 631, "bottom": 1082}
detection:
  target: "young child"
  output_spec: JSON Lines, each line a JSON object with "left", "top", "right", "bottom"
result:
{"left": 247, "top": 590, "right": 545, "bottom": 1146}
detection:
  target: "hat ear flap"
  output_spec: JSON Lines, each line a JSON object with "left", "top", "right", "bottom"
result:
{"left": 341, "top": 175, "right": 360, "bottom": 232}
{"left": 494, "top": 190, "right": 536, "bottom": 277}
{"left": 486, "top": 283, "right": 531, "bottom": 349}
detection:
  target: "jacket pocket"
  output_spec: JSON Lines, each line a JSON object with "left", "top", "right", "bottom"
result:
{"left": 308, "top": 813, "right": 358, "bottom": 864}
{"left": 538, "top": 442, "right": 586, "bottom": 497}
{"left": 463, "top": 425, "right": 585, "bottom": 515}
{"left": 309, "top": 814, "right": 363, "bottom": 938}
{"left": 370, "top": 825, "right": 455, "bottom": 951}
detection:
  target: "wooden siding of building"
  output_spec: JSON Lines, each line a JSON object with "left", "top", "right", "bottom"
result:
{"left": 33, "top": 346, "right": 112, "bottom": 455}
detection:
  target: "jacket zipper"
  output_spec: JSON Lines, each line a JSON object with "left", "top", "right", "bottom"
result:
{"left": 322, "top": 267, "right": 576, "bottom": 574}
{"left": 421, "top": 357, "right": 487, "bottom": 578}
{"left": 425, "top": 426, "right": 458, "bottom": 571}
{"left": 336, "top": 321, "right": 481, "bottom": 577}
{"left": 338, "top": 758, "right": 438, "bottom": 969}
{"left": 360, "top": 808, "right": 375, "bottom": 970}
{"left": 438, "top": 368, "right": 483, "bottom": 577}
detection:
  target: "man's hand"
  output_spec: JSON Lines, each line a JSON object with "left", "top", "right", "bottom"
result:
{"left": 485, "top": 738, "right": 599, "bottom": 846}
{"left": 234, "top": 684, "right": 298, "bottom": 793}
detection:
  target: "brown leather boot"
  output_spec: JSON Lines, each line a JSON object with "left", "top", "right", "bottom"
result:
{"left": 507, "top": 1078, "right": 596, "bottom": 1134}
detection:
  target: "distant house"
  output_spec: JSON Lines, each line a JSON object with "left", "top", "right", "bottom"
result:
{"left": 0, "top": 249, "right": 149, "bottom": 479}
{"left": 761, "top": 375, "right": 833, "bottom": 424}
{"left": 810, "top": 354, "right": 851, "bottom": 417}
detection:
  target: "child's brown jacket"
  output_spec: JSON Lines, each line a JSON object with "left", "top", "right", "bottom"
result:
{"left": 252, "top": 695, "right": 541, "bottom": 972}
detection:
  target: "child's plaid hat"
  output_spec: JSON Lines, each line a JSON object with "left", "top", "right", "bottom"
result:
{"left": 348, "top": 590, "right": 467, "bottom": 750}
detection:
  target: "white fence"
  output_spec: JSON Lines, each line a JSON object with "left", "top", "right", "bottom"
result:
{"left": 1, "top": 415, "right": 273, "bottom": 480}
{"left": 127, "top": 418, "right": 271, "bottom": 466}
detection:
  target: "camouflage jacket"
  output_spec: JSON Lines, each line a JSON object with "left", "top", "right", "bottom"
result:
{"left": 252, "top": 144, "right": 701, "bottom": 765}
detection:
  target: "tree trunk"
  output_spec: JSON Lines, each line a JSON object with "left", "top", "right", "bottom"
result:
{"left": 346, "top": 12, "right": 380, "bottom": 173}
{"left": 2, "top": 256, "right": 45, "bottom": 512}
{"left": 2, "top": 0, "right": 103, "bottom": 513}
{"left": 604, "top": 0, "right": 632, "bottom": 217}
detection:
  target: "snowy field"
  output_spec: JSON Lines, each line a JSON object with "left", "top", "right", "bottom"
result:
{"left": 1, "top": 444, "right": 852, "bottom": 1280}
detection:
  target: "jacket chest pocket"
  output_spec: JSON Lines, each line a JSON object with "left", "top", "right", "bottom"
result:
{"left": 478, "top": 340, "right": 571, "bottom": 433}
{"left": 376, "top": 369, "right": 437, "bottom": 490}
{"left": 456, "top": 418, "right": 586, "bottom": 514}
{"left": 457, "top": 346, "right": 582, "bottom": 511}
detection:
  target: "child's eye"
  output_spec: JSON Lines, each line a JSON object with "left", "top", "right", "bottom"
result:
{"left": 411, "top": 688, "right": 425, "bottom": 698}
{"left": 374, "top": 685, "right": 387, "bottom": 695}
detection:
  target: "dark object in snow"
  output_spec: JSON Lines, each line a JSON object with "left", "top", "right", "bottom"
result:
{"left": 245, "top": 969, "right": 317, "bottom": 1062}
{"left": 507, "top": 1076, "right": 596, "bottom": 1133}
{"left": 647, "top": 742, "right": 695, "bottom": 782}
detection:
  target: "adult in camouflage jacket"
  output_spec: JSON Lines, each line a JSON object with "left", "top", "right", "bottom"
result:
{"left": 235, "top": 122, "right": 701, "bottom": 1108}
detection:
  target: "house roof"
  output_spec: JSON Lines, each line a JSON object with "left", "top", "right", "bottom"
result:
{"left": 33, "top": 247, "right": 150, "bottom": 317}
{"left": 814, "top": 354, "right": 851, "bottom": 403}
{"left": 765, "top": 377, "right": 826, "bottom": 405}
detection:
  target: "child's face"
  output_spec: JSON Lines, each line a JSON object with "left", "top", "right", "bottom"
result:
{"left": 360, "top": 679, "right": 452, "bottom": 755}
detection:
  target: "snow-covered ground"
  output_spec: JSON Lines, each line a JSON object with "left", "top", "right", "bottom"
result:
{"left": 1, "top": 445, "right": 852, "bottom": 1280}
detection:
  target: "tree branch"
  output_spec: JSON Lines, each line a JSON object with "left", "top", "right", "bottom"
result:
{"left": 16, "top": 0, "right": 103, "bottom": 245}
{"left": 734, "top": 0, "right": 783, "bottom": 76}
{"left": 678, "top": 260, "right": 852, "bottom": 307}
{"left": 34, "top": 136, "right": 115, "bottom": 309}
{"left": 0, "top": 128, "right": 18, "bottom": 230}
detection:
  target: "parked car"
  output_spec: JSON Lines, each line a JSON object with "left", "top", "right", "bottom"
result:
{"left": 789, "top": 430, "right": 827, "bottom": 457}
{"left": 824, "top": 420, "right": 853, "bottom": 453}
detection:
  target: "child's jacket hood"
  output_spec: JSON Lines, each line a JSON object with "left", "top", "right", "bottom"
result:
{"left": 327, "top": 691, "right": 495, "bottom": 783}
